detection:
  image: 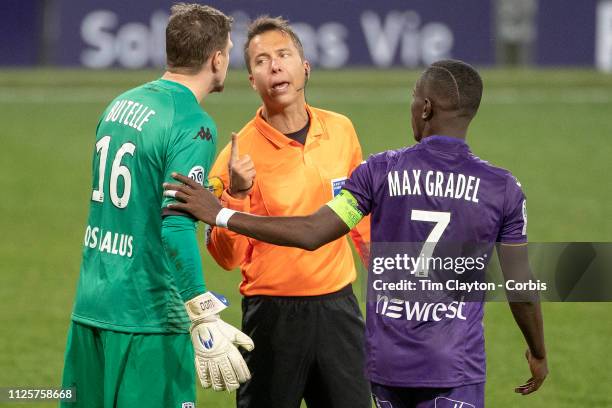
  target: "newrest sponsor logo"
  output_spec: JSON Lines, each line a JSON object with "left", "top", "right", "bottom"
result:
{"left": 376, "top": 295, "right": 466, "bottom": 321}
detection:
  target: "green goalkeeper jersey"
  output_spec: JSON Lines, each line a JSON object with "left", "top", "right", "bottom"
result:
{"left": 72, "top": 79, "right": 217, "bottom": 333}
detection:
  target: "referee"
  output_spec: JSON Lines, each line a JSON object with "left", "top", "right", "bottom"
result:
{"left": 207, "top": 17, "right": 371, "bottom": 408}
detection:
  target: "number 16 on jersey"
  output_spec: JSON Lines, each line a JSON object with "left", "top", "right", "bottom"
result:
{"left": 91, "top": 135, "right": 136, "bottom": 209}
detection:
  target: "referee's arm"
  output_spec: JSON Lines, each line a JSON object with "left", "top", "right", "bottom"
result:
{"left": 206, "top": 145, "right": 251, "bottom": 270}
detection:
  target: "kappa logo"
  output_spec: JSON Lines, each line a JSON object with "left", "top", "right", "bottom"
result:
{"left": 434, "top": 396, "right": 475, "bottom": 408}
{"left": 188, "top": 166, "right": 205, "bottom": 185}
{"left": 194, "top": 126, "right": 213, "bottom": 141}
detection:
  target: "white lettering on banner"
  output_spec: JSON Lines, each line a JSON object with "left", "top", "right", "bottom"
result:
{"left": 116, "top": 23, "right": 149, "bottom": 68}
{"left": 81, "top": 10, "right": 167, "bottom": 68}
{"left": 235, "top": 18, "right": 350, "bottom": 69}
{"left": 421, "top": 23, "right": 454, "bottom": 66}
{"left": 81, "top": 10, "right": 116, "bottom": 68}
{"left": 361, "top": 11, "right": 406, "bottom": 67}
{"left": 80, "top": 9, "right": 454, "bottom": 69}
{"left": 596, "top": 1, "right": 612, "bottom": 72}
{"left": 361, "top": 10, "right": 454, "bottom": 67}
{"left": 297, "top": 22, "right": 350, "bottom": 68}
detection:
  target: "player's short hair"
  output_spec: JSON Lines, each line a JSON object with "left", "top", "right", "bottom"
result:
{"left": 166, "top": 3, "right": 232, "bottom": 74}
{"left": 243, "top": 16, "right": 305, "bottom": 73}
{"left": 421, "top": 59, "right": 483, "bottom": 118}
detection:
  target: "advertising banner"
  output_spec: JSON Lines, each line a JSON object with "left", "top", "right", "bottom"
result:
{"left": 52, "top": 0, "right": 495, "bottom": 68}
{"left": 0, "top": 0, "right": 41, "bottom": 66}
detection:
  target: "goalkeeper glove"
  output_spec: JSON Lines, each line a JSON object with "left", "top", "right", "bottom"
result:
{"left": 185, "top": 291, "right": 254, "bottom": 392}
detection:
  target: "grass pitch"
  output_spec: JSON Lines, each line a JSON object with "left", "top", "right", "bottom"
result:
{"left": 1, "top": 68, "right": 611, "bottom": 407}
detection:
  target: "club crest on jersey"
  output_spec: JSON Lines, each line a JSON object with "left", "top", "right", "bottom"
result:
{"left": 331, "top": 177, "right": 348, "bottom": 197}
{"left": 207, "top": 176, "right": 224, "bottom": 198}
{"left": 194, "top": 126, "right": 213, "bottom": 141}
{"left": 188, "top": 166, "right": 205, "bottom": 185}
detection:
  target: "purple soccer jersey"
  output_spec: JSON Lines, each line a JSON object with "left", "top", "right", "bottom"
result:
{"left": 342, "top": 135, "right": 527, "bottom": 388}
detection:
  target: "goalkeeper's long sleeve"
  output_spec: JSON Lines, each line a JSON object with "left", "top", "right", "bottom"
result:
{"left": 161, "top": 215, "right": 206, "bottom": 302}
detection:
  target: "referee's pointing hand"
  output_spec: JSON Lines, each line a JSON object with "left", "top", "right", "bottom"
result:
{"left": 228, "top": 132, "right": 256, "bottom": 198}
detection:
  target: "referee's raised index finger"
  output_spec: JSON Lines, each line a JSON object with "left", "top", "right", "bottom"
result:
{"left": 230, "top": 132, "right": 239, "bottom": 164}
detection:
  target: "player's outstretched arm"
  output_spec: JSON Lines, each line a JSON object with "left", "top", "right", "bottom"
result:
{"left": 164, "top": 173, "right": 350, "bottom": 251}
{"left": 497, "top": 243, "right": 548, "bottom": 395}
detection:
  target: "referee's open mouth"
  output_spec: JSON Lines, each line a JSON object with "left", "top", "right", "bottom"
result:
{"left": 270, "top": 81, "right": 290, "bottom": 94}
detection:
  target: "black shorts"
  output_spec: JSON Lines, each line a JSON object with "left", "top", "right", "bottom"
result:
{"left": 237, "top": 284, "right": 371, "bottom": 408}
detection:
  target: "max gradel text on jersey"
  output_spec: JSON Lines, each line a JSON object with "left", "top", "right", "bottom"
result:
{"left": 83, "top": 225, "right": 133, "bottom": 258}
{"left": 388, "top": 169, "right": 481, "bottom": 202}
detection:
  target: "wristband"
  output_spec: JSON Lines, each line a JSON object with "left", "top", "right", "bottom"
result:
{"left": 230, "top": 181, "right": 254, "bottom": 195}
{"left": 185, "top": 291, "right": 229, "bottom": 321}
{"left": 215, "top": 208, "right": 237, "bottom": 228}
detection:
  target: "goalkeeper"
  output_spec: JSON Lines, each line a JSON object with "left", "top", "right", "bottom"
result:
{"left": 60, "top": 4, "right": 252, "bottom": 408}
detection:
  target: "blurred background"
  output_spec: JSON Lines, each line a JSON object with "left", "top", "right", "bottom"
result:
{"left": 3, "top": 0, "right": 612, "bottom": 70}
{"left": 1, "top": 0, "right": 611, "bottom": 407}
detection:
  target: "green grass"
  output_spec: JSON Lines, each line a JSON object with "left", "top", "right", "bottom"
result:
{"left": 0, "top": 68, "right": 611, "bottom": 407}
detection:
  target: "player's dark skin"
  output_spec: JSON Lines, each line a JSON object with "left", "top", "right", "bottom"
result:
{"left": 164, "top": 70, "right": 548, "bottom": 396}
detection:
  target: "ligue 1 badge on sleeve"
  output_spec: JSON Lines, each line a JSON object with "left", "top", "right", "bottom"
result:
{"left": 188, "top": 165, "right": 205, "bottom": 185}
{"left": 181, "top": 402, "right": 195, "bottom": 408}
{"left": 331, "top": 177, "right": 348, "bottom": 197}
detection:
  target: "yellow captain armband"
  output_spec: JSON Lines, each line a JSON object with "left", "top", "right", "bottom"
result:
{"left": 326, "top": 190, "right": 364, "bottom": 230}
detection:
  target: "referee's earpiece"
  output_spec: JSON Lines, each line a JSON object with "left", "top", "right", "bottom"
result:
{"left": 297, "top": 68, "right": 310, "bottom": 93}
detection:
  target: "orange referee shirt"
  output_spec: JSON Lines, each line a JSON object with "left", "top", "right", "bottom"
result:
{"left": 207, "top": 105, "right": 370, "bottom": 296}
